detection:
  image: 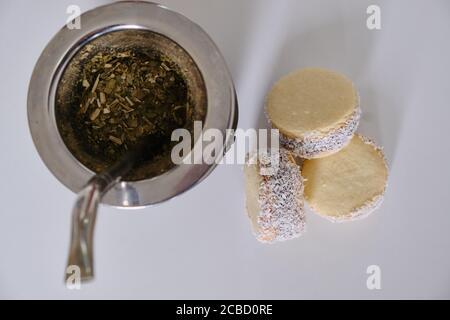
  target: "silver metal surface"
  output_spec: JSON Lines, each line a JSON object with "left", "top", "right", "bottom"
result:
{"left": 66, "top": 135, "right": 151, "bottom": 281}
{"left": 67, "top": 178, "right": 106, "bottom": 281}
{"left": 28, "top": 1, "right": 238, "bottom": 207}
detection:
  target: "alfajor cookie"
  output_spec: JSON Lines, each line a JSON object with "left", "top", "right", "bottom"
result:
{"left": 244, "top": 148, "right": 306, "bottom": 243}
{"left": 266, "top": 68, "right": 361, "bottom": 158}
{"left": 301, "top": 134, "right": 388, "bottom": 222}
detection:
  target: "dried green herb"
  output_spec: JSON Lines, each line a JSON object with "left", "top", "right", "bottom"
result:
{"left": 70, "top": 47, "right": 191, "bottom": 166}
{"left": 56, "top": 29, "right": 207, "bottom": 182}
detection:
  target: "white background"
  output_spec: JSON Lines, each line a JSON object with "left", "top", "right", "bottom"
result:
{"left": 0, "top": 0, "right": 449, "bottom": 299}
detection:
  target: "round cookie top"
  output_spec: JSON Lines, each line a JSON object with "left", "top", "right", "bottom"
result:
{"left": 301, "top": 135, "right": 388, "bottom": 220}
{"left": 266, "top": 68, "right": 359, "bottom": 137}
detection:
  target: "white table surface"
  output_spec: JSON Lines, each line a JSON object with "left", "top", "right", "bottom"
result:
{"left": 1, "top": 0, "right": 449, "bottom": 299}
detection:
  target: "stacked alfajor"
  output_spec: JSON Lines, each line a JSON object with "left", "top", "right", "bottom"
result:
{"left": 244, "top": 67, "right": 388, "bottom": 243}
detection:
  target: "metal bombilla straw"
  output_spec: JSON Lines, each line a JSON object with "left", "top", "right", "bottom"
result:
{"left": 66, "top": 135, "right": 162, "bottom": 281}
